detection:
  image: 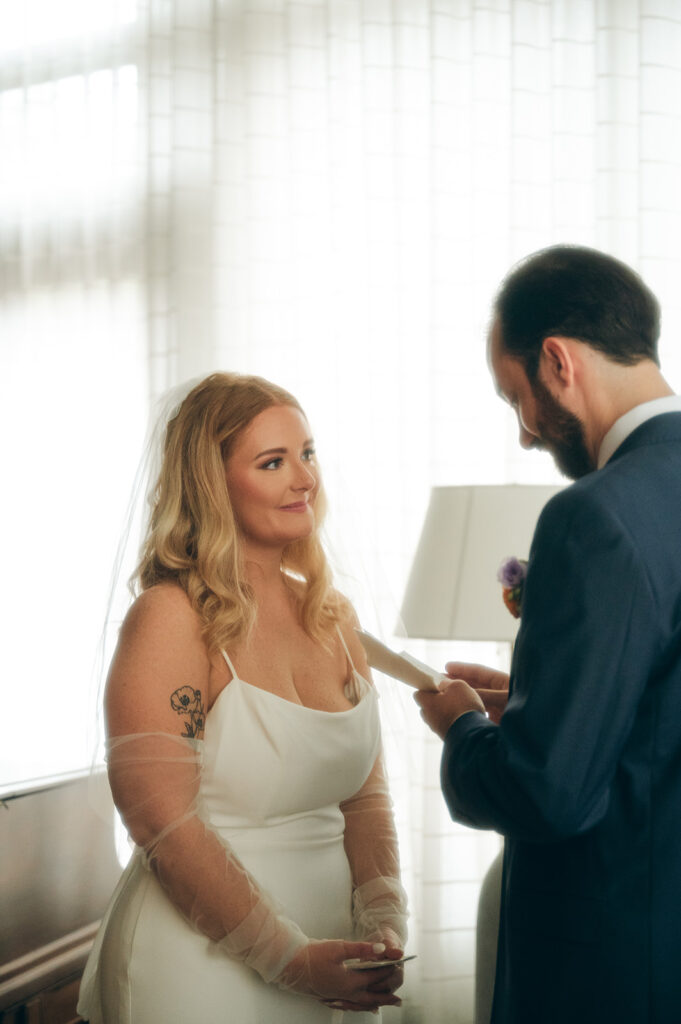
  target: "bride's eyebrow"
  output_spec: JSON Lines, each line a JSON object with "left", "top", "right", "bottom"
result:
{"left": 254, "top": 447, "right": 287, "bottom": 459}
{"left": 253, "top": 438, "right": 315, "bottom": 460}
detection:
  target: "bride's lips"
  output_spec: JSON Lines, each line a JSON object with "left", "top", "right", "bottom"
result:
{"left": 279, "top": 501, "right": 310, "bottom": 512}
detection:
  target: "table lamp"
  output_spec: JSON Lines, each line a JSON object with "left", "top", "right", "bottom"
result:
{"left": 399, "top": 484, "right": 562, "bottom": 642}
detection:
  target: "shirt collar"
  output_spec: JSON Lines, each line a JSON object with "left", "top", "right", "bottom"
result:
{"left": 598, "top": 395, "right": 681, "bottom": 469}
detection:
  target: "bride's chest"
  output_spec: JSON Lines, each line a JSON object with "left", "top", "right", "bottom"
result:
{"left": 224, "top": 628, "right": 353, "bottom": 712}
{"left": 200, "top": 678, "right": 379, "bottom": 821}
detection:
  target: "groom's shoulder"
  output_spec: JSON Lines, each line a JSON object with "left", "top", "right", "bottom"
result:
{"left": 532, "top": 470, "right": 630, "bottom": 553}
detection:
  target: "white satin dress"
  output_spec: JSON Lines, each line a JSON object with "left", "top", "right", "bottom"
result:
{"left": 78, "top": 635, "right": 383, "bottom": 1023}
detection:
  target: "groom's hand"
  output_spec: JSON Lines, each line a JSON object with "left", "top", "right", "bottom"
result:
{"left": 445, "top": 662, "right": 510, "bottom": 725}
{"left": 414, "top": 677, "right": 485, "bottom": 739}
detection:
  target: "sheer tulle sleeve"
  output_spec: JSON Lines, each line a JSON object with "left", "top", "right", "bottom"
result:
{"left": 106, "top": 731, "right": 399, "bottom": 1005}
{"left": 106, "top": 731, "right": 309, "bottom": 981}
{"left": 340, "top": 749, "right": 409, "bottom": 948}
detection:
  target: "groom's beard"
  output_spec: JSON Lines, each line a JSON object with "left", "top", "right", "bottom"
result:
{"left": 531, "top": 377, "right": 595, "bottom": 481}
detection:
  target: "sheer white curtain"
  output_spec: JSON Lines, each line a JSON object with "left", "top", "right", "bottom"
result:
{"left": 0, "top": 0, "right": 147, "bottom": 783}
{"left": 3, "top": 1, "right": 681, "bottom": 1021}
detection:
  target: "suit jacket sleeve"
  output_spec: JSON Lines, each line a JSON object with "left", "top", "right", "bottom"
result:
{"left": 441, "top": 484, "right": 661, "bottom": 842}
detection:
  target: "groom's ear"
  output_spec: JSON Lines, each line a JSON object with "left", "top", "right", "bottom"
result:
{"left": 539, "top": 336, "right": 576, "bottom": 391}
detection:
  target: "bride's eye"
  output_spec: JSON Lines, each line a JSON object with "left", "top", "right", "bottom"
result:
{"left": 302, "top": 447, "right": 316, "bottom": 462}
{"left": 260, "top": 457, "right": 283, "bottom": 470}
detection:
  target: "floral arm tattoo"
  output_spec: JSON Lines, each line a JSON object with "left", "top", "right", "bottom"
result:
{"left": 170, "top": 686, "right": 206, "bottom": 738}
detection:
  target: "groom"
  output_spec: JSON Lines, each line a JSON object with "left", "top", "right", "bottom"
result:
{"left": 415, "top": 245, "right": 681, "bottom": 1024}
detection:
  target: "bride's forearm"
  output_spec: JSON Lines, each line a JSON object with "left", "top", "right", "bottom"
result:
{"left": 340, "top": 753, "right": 408, "bottom": 944}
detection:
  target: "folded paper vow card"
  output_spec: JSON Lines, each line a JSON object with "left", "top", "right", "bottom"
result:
{"left": 345, "top": 954, "right": 417, "bottom": 971}
{"left": 355, "top": 630, "right": 442, "bottom": 692}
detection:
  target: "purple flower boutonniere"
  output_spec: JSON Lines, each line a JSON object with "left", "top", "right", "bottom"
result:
{"left": 497, "top": 556, "right": 528, "bottom": 619}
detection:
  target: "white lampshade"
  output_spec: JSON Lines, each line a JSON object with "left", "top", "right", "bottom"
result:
{"left": 399, "top": 484, "right": 562, "bottom": 642}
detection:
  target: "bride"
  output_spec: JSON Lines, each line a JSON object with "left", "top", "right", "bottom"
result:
{"left": 78, "top": 372, "right": 407, "bottom": 1023}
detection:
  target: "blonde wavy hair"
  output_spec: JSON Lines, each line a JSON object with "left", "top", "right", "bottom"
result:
{"left": 134, "top": 372, "right": 344, "bottom": 653}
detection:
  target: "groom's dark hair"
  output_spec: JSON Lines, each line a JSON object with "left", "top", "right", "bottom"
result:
{"left": 493, "top": 244, "right": 661, "bottom": 380}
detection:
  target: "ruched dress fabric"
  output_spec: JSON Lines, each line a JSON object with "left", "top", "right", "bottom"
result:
{"left": 78, "top": 649, "right": 383, "bottom": 1024}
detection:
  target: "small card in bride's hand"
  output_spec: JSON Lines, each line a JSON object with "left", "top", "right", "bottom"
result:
{"left": 345, "top": 954, "right": 417, "bottom": 971}
{"left": 355, "top": 629, "right": 441, "bottom": 692}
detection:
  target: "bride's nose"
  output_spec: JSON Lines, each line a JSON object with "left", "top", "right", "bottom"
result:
{"left": 293, "top": 463, "right": 316, "bottom": 491}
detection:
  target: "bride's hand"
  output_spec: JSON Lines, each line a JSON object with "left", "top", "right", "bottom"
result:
{"left": 279, "top": 939, "right": 403, "bottom": 1010}
{"left": 363, "top": 925, "right": 403, "bottom": 960}
{"left": 360, "top": 926, "right": 405, "bottom": 998}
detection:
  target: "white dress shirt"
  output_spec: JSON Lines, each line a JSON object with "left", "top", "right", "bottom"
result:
{"left": 597, "top": 394, "right": 681, "bottom": 469}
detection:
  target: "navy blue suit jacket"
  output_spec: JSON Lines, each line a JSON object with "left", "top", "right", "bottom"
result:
{"left": 441, "top": 412, "right": 681, "bottom": 1024}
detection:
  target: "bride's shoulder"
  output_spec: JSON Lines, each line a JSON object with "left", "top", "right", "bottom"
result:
{"left": 106, "top": 584, "right": 211, "bottom": 732}
{"left": 331, "top": 589, "right": 358, "bottom": 626}
{"left": 331, "top": 592, "right": 373, "bottom": 678}
{"left": 122, "top": 583, "right": 201, "bottom": 643}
